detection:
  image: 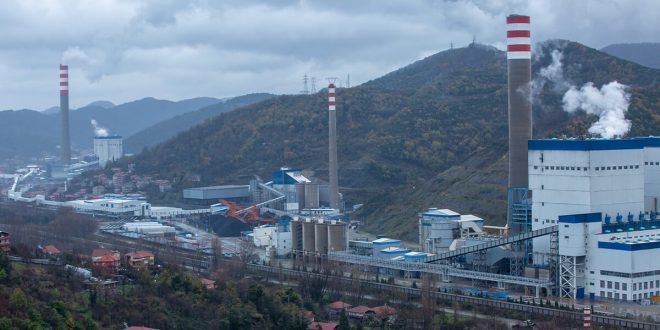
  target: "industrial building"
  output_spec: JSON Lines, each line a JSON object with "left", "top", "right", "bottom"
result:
{"left": 94, "top": 136, "right": 123, "bottom": 168}
{"left": 528, "top": 137, "right": 660, "bottom": 301}
{"left": 291, "top": 217, "right": 348, "bottom": 256}
{"left": 183, "top": 185, "right": 250, "bottom": 203}
{"left": 251, "top": 220, "right": 292, "bottom": 257}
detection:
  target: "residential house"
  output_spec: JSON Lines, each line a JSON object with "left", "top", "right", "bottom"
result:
{"left": 91, "top": 248, "right": 120, "bottom": 268}
{"left": 124, "top": 250, "right": 155, "bottom": 269}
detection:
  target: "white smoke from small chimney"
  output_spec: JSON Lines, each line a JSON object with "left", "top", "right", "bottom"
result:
{"left": 562, "top": 81, "right": 631, "bottom": 138}
{"left": 91, "top": 119, "right": 109, "bottom": 137}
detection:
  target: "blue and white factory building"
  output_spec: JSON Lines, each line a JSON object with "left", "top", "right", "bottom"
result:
{"left": 528, "top": 137, "right": 660, "bottom": 301}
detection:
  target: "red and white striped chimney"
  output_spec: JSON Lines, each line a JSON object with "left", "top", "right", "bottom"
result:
{"left": 583, "top": 306, "right": 592, "bottom": 330}
{"left": 59, "top": 64, "right": 71, "bottom": 165}
{"left": 328, "top": 82, "right": 339, "bottom": 209}
{"left": 60, "top": 65, "right": 69, "bottom": 94}
{"left": 506, "top": 15, "right": 531, "bottom": 60}
{"left": 328, "top": 83, "right": 336, "bottom": 110}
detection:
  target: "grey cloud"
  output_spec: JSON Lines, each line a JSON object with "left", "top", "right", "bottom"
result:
{"left": 0, "top": 0, "right": 657, "bottom": 110}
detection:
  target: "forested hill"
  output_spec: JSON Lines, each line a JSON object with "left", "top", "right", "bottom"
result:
{"left": 118, "top": 41, "right": 660, "bottom": 241}
{"left": 124, "top": 93, "right": 275, "bottom": 154}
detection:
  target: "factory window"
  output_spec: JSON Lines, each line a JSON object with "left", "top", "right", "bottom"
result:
{"left": 618, "top": 166, "right": 623, "bottom": 170}
{"left": 590, "top": 271, "right": 595, "bottom": 274}
{"left": 535, "top": 218, "right": 538, "bottom": 222}
{"left": 534, "top": 166, "right": 538, "bottom": 169}
{"left": 633, "top": 294, "right": 637, "bottom": 300}
{"left": 590, "top": 282, "right": 594, "bottom": 286}
{"left": 595, "top": 167, "right": 600, "bottom": 171}
{"left": 541, "top": 185, "right": 544, "bottom": 190}
{"left": 607, "top": 281, "right": 612, "bottom": 289}
{"left": 542, "top": 202, "right": 544, "bottom": 206}
{"left": 615, "top": 282, "right": 620, "bottom": 290}
{"left": 646, "top": 162, "right": 649, "bottom": 165}
{"left": 544, "top": 166, "right": 549, "bottom": 170}
{"left": 607, "top": 292, "right": 612, "bottom": 298}
{"left": 564, "top": 236, "right": 569, "bottom": 239}
{"left": 644, "top": 293, "right": 649, "bottom": 299}
{"left": 634, "top": 283, "right": 637, "bottom": 290}
{"left": 607, "top": 166, "right": 611, "bottom": 170}
{"left": 623, "top": 283, "right": 627, "bottom": 291}
{"left": 624, "top": 166, "right": 628, "bottom": 169}
{"left": 600, "top": 291, "right": 605, "bottom": 298}
{"left": 651, "top": 281, "right": 654, "bottom": 289}
{"left": 623, "top": 294, "right": 627, "bottom": 300}
{"left": 615, "top": 293, "right": 620, "bottom": 300}
{"left": 571, "top": 167, "right": 575, "bottom": 170}
{"left": 656, "top": 280, "right": 659, "bottom": 287}
{"left": 656, "top": 162, "right": 659, "bottom": 165}
{"left": 560, "top": 166, "right": 565, "bottom": 170}
{"left": 644, "top": 282, "right": 648, "bottom": 290}
{"left": 550, "top": 166, "right": 555, "bottom": 170}
{"left": 584, "top": 167, "right": 588, "bottom": 171}
{"left": 564, "top": 225, "right": 569, "bottom": 228}
{"left": 635, "top": 165, "right": 639, "bottom": 169}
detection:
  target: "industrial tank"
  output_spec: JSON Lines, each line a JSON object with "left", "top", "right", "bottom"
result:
{"left": 328, "top": 220, "right": 348, "bottom": 252}
{"left": 290, "top": 220, "right": 303, "bottom": 253}
{"left": 302, "top": 219, "right": 316, "bottom": 253}
{"left": 314, "top": 220, "right": 329, "bottom": 254}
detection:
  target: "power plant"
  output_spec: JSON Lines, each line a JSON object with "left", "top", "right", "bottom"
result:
{"left": 59, "top": 64, "right": 71, "bottom": 165}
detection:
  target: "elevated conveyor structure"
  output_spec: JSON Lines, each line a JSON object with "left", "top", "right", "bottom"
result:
{"left": 424, "top": 225, "right": 558, "bottom": 263}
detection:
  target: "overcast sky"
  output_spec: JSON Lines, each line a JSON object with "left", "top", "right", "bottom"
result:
{"left": 0, "top": 0, "right": 657, "bottom": 110}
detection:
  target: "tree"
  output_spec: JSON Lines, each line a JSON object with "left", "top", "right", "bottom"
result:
{"left": 9, "top": 288, "right": 29, "bottom": 317}
{"left": 338, "top": 309, "right": 350, "bottom": 330}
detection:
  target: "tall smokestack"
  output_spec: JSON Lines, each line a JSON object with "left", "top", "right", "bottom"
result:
{"left": 328, "top": 81, "right": 339, "bottom": 209}
{"left": 506, "top": 15, "right": 531, "bottom": 188}
{"left": 60, "top": 64, "right": 71, "bottom": 165}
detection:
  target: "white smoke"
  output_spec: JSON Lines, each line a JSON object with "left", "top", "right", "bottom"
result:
{"left": 562, "top": 81, "right": 631, "bottom": 138}
{"left": 91, "top": 119, "right": 109, "bottom": 137}
{"left": 531, "top": 46, "right": 632, "bottom": 138}
{"left": 529, "top": 49, "right": 571, "bottom": 101}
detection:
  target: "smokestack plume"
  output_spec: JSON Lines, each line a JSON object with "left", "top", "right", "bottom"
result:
{"left": 328, "top": 81, "right": 339, "bottom": 209}
{"left": 60, "top": 64, "right": 71, "bottom": 165}
{"left": 506, "top": 15, "right": 532, "bottom": 188}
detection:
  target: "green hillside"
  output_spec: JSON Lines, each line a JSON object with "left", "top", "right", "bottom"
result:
{"left": 124, "top": 93, "right": 275, "bottom": 154}
{"left": 112, "top": 41, "right": 660, "bottom": 241}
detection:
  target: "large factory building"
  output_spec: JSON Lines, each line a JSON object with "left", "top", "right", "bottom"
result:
{"left": 528, "top": 137, "right": 660, "bottom": 301}
{"left": 94, "top": 136, "right": 123, "bottom": 168}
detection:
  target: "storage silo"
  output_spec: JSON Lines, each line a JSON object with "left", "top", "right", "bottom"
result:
{"left": 302, "top": 219, "right": 316, "bottom": 253}
{"left": 314, "top": 220, "right": 329, "bottom": 254}
{"left": 328, "top": 220, "right": 348, "bottom": 252}
{"left": 290, "top": 219, "right": 303, "bottom": 254}
{"left": 304, "top": 183, "right": 320, "bottom": 209}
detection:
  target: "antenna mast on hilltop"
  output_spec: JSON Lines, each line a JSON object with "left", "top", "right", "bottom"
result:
{"left": 311, "top": 77, "right": 317, "bottom": 93}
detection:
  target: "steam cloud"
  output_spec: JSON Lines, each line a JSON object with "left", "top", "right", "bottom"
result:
{"left": 562, "top": 81, "right": 631, "bottom": 138}
{"left": 533, "top": 48, "right": 632, "bottom": 138}
{"left": 91, "top": 119, "right": 109, "bottom": 137}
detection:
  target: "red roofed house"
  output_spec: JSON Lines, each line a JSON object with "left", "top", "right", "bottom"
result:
{"left": 326, "top": 301, "right": 352, "bottom": 317}
{"left": 200, "top": 278, "right": 217, "bottom": 290}
{"left": 41, "top": 245, "right": 61, "bottom": 256}
{"left": 0, "top": 232, "right": 10, "bottom": 253}
{"left": 308, "top": 322, "right": 338, "bottom": 330}
{"left": 91, "top": 249, "right": 120, "bottom": 268}
{"left": 124, "top": 250, "right": 155, "bottom": 269}
{"left": 372, "top": 305, "right": 397, "bottom": 317}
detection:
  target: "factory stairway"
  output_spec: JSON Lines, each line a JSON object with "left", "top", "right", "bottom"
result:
{"left": 425, "top": 225, "right": 558, "bottom": 263}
